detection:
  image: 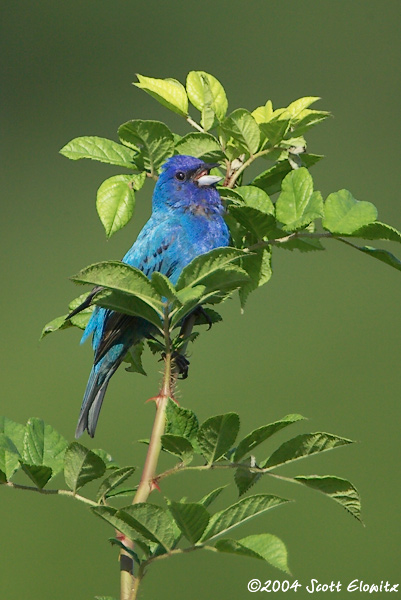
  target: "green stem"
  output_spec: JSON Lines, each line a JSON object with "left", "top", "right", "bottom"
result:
{"left": 130, "top": 564, "right": 145, "bottom": 600}
{"left": 226, "top": 149, "right": 272, "bottom": 188}
{"left": 186, "top": 116, "right": 205, "bottom": 133}
{"left": 2, "top": 481, "right": 97, "bottom": 506}
{"left": 142, "top": 544, "right": 207, "bottom": 568}
{"left": 120, "top": 306, "right": 176, "bottom": 600}
{"left": 156, "top": 457, "right": 327, "bottom": 483}
{"left": 248, "top": 231, "right": 334, "bottom": 251}
{"left": 335, "top": 236, "right": 363, "bottom": 251}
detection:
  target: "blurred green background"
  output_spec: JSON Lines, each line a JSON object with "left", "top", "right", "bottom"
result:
{"left": 2, "top": 1, "right": 400, "bottom": 598}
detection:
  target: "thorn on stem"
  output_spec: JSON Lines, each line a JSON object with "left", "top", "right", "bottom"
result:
{"left": 150, "top": 479, "right": 161, "bottom": 493}
{"left": 145, "top": 395, "right": 160, "bottom": 404}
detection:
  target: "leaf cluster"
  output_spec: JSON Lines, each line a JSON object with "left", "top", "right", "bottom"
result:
{"left": 49, "top": 71, "right": 401, "bottom": 358}
{"left": 1, "top": 407, "right": 361, "bottom": 575}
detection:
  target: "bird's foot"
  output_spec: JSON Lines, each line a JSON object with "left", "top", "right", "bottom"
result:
{"left": 172, "top": 352, "right": 190, "bottom": 379}
{"left": 160, "top": 351, "right": 190, "bottom": 379}
{"left": 191, "top": 305, "right": 213, "bottom": 330}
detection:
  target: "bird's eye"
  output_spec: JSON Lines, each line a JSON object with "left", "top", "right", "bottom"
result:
{"left": 175, "top": 171, "right": 186, "bottom": 181}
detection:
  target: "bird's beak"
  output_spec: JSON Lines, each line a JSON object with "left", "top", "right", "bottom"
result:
{"left": 194, "top": 164, "right": 222, "bottom": 187}
{"left": 197, "top": 174, "right": 222, "bottom": 187}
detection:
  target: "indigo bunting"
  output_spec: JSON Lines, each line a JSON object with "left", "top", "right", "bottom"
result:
{"left": 75, "top": 155, "right": 230, "bottom": 438}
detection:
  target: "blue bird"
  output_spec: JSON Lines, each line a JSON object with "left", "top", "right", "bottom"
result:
{"left": 74, "top": 155, "right": 230, "bottom": 438}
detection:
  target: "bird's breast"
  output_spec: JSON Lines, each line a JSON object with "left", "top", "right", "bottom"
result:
{"left": 184, "top": 201, "right": 216, "bottom": 218}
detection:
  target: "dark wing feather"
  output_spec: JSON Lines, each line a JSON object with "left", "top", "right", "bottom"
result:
{"left": 94, "top": 312, "right": 138, "bottom": 364}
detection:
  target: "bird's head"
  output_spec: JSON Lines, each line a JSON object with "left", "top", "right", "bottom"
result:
{"left": 152, "top": 155, "right": 224, "bottom": 215}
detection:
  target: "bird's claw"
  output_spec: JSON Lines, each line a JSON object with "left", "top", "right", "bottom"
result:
{"left": 161, "top": 351, "right": 190, "bottom": 379}
{"left": 192, "top": 305, "right": 213, "bottom": 330}
{"left": 173, "top": 352, "right": 190, "bottom": 379}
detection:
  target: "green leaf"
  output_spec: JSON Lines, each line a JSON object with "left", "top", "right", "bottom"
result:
{"left": 135, "top": 74, "right": 188, "bottom": 116}
{"left": 346, "top": 221, "right": 401, "bottom": 243}
{"left": 97, "top": 466, "right": 136, "bottom": 502}
{"left": 215, "top": 533, "right": 289, "bottom": 573}
{"left": 0, "top": 434, "right": 20, "bottom": 481}
{"left": 322, "top": 189, "right": 378, "bottom": 234}
{"left": 95, "top": 289, "right": 162, "bottom": 330}
{"left": 169, "top": 291, "right": 207, "bottom": 328}
{"left": 283, "top": 238, "right": 325, "bottom": 252}
{"left": 105, "top": 487, "right": 138, "bottom": 499}
{"left": 117, "top": 504, "right": 176, "bottom": 550}
{"left": 124, "top": 341, "right": 147, "bottom": 376}
{"left": 128, "top": 537, "right": 153, "bottom": 558}
{"left": 253, "top": 154, "right": 322, "bottom": 196}
{"left": 68, "top": 293, "right": 96, "bottom": 322}
{"left": 287, "top": 96, "right": 321, "bottom": 118}
{"left": 71, "top": 261, "right": 161, "bottom": 306}
{"left": 221, "top": 109, "right": 260, "bottom": 155}
{"left": 96, "top": 175, "right": 137, "bottom": 238}
{"left": 238, "top": 247, "right": 272, "bottom": 309}
{"left": 234, "top": 459, "right": 262, "bottom": 496}
{"left": 23, "top": 418, "right": 68, "bottom": 475}
{"left": 71, "top": 261, "right": 163, "bottom": 317}
{"left": 356, "top": 245, "right": 401, "bottom": 272}
{"left": 176, "top": 247, "right": 248, "bottom": 291}
{"left": 290, "top": 110, "right": 331, "bottom": 137}
{"left": 276, "top": 168, "right": 323, "bottom": 231}
{"left": 161, "top": 434, "right": 194, "bottom": 464}
{"left": 186, "top": 71, "right": 228, "bottom": 125}
{"left": 174, "top": 265, "right": 249, "bottom": 323}
{"left": 234, "top": 185, "right": 275, "bottom": 215}
{"left": 218, "top": 187, "right": 244, "bottom": 205}
{"left": 165, "top": 400, "right": 199, "bottom": 443}
{"left": 172, "top": 331, "right": 199, "bottom": 353}
{"left": 197, "top": 413, "right": 240, "bottom": 463}
{"left": 234, "top": 414, "right": 306, "bottom": 462}
{"left": 169, "top": 501, "right": 210, "bottom": 544}
{"left": 199, "top": 486, "right": 227, "bottom": 508}
{"left": 70, "top": 311, "right": 92, "bottom": 330}
{"left": 91, "top": 448, "right": 119, "bottom": 470}
{"left": 0, "top": 417, "right": 25, "bottom": 455}
{"left": 151, "top": 272, "right": 180, "bottom": 304}
{"left": 251, "top": 100, "right": 273, "bottom": 124}
{"left": 229, "top": 185, "right": 275, "bottom": 240}
{"left": 259, "top": 118, "right": 290, "bottom": 146}
{"left": 118, "top": 120, "right": 174, "bottom": 175}
{"left": 92, "top": 505, "right": 137, "bottom": 539}
{"left": 266, "top": 223, "right": 325, "bottom": 253}
{"left": 175, "top": 132, "right": 224, "bottom": 162}
{"left": 175, "top": 284, "right": 206, "bottom": 306}
{"left": 60, "top": 136, "right": 136, "bottom": 168}
{"left": 294, "top": 475, "right": 362, "bottom": 523}
{"left": 224, "top": 215, "right": 248, "bottom": 248}
{"left": 40, "top": 314, "right": 72, "bottom": 339}
{"left": 262, "top": 433, "right": 354, "bottom": 470}
{"left": 200, "top": 494, "right": 290, "bottom": 542}
{"left": 193, "top": 307, "right": 223, "bottom": 328}
{"left": 64, "top": 442, "right": 106, "bottom": 493}
{"left": 20, "top": 464, "right": 52, "bottom": 489}
{"left": 198, "top": 267, "right": 250, "bottom": 305}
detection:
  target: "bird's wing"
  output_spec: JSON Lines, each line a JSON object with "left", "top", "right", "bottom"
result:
{"left": 93, "top": 218, "right": 187, "bottom": 363}
{"left": 122, "top": 216, "right": 184, "bottom": 280}
{"left": 93, "top": 312, "right": 137, "bottom": 363}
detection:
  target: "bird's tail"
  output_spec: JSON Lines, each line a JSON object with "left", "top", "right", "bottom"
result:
{"left": 75, "top": 361, "right": 120, "bottom": 438}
